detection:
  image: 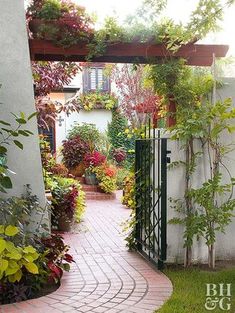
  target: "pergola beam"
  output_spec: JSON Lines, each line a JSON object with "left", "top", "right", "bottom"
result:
{"left": 29, "top": 39, "right": 229, "bottom": 66}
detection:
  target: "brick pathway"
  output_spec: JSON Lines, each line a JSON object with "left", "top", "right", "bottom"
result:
{"left": 1, "top": 192, "right": 172, "bottom": 313}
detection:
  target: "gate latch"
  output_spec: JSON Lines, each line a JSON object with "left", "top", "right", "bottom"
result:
{"left": 166, "top": 150, "right": 171, "bottom": 164}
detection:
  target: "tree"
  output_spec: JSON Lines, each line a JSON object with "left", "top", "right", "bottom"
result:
{"left": 110, "top": 64, "right": 160, "bottom": 128}
{"left": 32, "top": 61, "right": 81, "bottom": 128}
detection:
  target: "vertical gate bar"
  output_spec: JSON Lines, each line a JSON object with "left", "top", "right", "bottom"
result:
{"left": 143, "top": 140, "right": 146, "bottom": 246}
{"left": 159, "top": 138, "right": 167, "bottom": 269}
{"left": 157, "top": 134, "right": 160, "bottom": 257}
{"left": 140, "top": 141, "right": 143, "bottom": 247}
{"left": 148, "top": 118, "right": 151, "bottom": 259}
{"left": 135, "top": 140, "right": 141, "bottom": 251}
{"left": 152, "top": 129, "right": 156, "bottom": 259}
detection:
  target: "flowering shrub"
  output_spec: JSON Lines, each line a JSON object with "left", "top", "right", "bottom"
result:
{"left": 111, "top": 148, "right": 127, "bottom": 164}
{"left": 62, "top": 136, "right": 89, "bottom": 169}
{"left": 92, "top": 165, "right": 117, "bottom": 193}
{"left": 84, "top": 151, "right": 106, "bottom": 168}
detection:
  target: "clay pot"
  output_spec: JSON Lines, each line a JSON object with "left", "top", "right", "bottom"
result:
{"left": 69, "top": 163, "right": 85, "bottom": 177}
{"left": 57, "top": 215, "right": 72, "bottom": 232}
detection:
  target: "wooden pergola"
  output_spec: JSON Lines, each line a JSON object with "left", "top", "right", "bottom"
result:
{"left": 29, "top": 39, "right": 229, "bottom": 66}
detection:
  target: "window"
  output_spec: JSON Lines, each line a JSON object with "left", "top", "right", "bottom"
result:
{"left": 83, "top": 66, "right": 110, "bottom": 92}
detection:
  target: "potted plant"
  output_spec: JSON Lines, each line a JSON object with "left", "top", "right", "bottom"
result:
{"left": 26, "top": 0, "right": 94, "bottom": 48}
{"left": 67, "top": 122, "right": 101, "bottom": 152}
{"left": 84, "top": 151, "right": 106, "bottom": 185}
{"left": 50, "top": 177, "right": 80, "bottom": 231}
{"left": 61, "top": 135, "right": 89, "bottom": 177}
{"left": 92, "top": 164, "right": 117, "bottom": 193}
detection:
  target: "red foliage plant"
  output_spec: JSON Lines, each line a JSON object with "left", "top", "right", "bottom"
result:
{"left": 62, "top": 136, "right": 89, "bottom": 169}
{"left": 40, "top": 233, "right": 74, "bottom": 283}
{"left": 111, "top": 147, "right": 127, "bottom": 164}
{"left": 84, "top": 151, "right": 106, "bottom": 168}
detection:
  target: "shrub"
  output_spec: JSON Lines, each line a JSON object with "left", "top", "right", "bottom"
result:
{"left": 107, "top": 109, "right": 128, "bottom": 149}
{"left": 84, "top": 151, "right": 106, "bottom": 168}
{"left": 61, "top": 135, "right": 89, "bottom": 169}
{"left": 111, "top": 147, "right": 127, "bottom": 164}
{"left": 122, "top": 172, "right": 136, "bottom": 209}
{"left": 116, "top": 168, "right": 130, "bottom": 190}
{"left": 0, "top": 186, "right": 49, "bottom": 246}
{"left": 49, "top": 176, "right": 85, "bottom": 225}
{"left": 0, "top": 225, "right": 48, "bottom": 304}
{"left": 39, "top": 233, "right": 74, "bottom": 282}
{"left": 27, "top": 0, "right": 94, "bottom": 47}
{"left": 67, "top": 123, "right": 101, "bottom": 152}
{"left": 92, "top": 164, "right": 117, "bottom": 193}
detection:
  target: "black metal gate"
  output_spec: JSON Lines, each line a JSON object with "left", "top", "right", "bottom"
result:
{"left": 135, "top": 131, "right": 169, "bottom": 269}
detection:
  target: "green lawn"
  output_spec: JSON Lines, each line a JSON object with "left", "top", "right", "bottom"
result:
{"left": 156, "top": 267, "right": 235, "bottom": 313}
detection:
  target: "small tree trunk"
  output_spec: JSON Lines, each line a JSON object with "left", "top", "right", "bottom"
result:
{"left": 184, "top": 246, "right": 192, "bottom": 267}
{"left": 208, "top": 244, "right": 215, "bottom": 269}
{"left": 184, "top": 139, "right": 194, "bottom": 267}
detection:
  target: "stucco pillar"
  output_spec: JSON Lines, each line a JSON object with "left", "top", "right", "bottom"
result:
{"left": 0, "top": 1, "right": 46, "bottom": 210}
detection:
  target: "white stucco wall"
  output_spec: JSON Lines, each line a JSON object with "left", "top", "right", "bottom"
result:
{"left": 55, "top": 109, "right": 112, "bottom": 152}
{"left": 0, "top": 1, "right": 46, "bottom": 207}
{"left": 165, "top": 78, "right": 235, "bottom": 263}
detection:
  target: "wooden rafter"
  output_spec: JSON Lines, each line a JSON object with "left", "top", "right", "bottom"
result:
{"left": 29, "top": 39, "right": 229, "bottom": 66}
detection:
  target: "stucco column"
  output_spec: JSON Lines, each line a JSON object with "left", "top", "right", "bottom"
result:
{"left": 0, "top": 1, "right": 47, "bottom": 210}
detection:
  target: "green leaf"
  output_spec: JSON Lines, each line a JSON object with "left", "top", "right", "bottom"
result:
{"left": 5, "top": 225, "right": 19, "bottom": 237}
{"left": 16, "top": 118, "right": 27, "bottom": 125}
{"left": 0, "top": 176, "right": 13, "bottom": 189}
{"left": 0, "top": 259, "right": 8, "bottom": 272}
{"left": 28, "top": 112, "right": 38, "bottom": 120}
{"left": 0, "top": 120, "right": 11, "bottom": 126}
{"left": 24, "top": 130, "right": 34, "bottom": 135}
{"left": 14, "top": 269, "right": 22, "bottom": 282}
{"left": 0, "top": 238, "right": 6, "bottom": 254}
{"left": 13, "top": 140, "right": 23, "bottom": 150}
{"left": 18, "top": 130, "right": 29, "bottom": 137}
{"left": 25, "top": 262, "right": 39, "bottom": 274}
{"left": 23, "top": 246, "right": 36, "bottom": 254}
{"left": 0, "top": 146, "right": 7, "bottom": 154}
{"left": 0, "top": 225, "right": 4, "bottom": 234}
{"left": 5, "top": 265, "right": 19, "bottom": 276}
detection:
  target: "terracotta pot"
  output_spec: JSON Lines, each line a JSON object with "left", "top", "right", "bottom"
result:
{"left": 57, "top": 215, "right": 72, "bottom": 232}
{"left": 85, "top": 173, "right": 98, "bottom": 185}
{"left": 69, "top": 163, "right": 85, "bottom": 177}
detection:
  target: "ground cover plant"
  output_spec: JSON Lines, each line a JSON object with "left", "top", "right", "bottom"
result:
{"left": 156, "top": 266, "right": 235, "bottom": 313}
